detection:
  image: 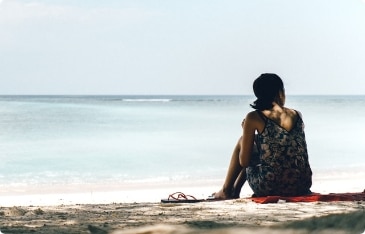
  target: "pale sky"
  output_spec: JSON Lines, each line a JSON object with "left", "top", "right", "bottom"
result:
{"left": 1, "top": 0, "right": 365, "bottom": 95}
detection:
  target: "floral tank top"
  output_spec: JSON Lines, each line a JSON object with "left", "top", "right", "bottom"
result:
{"left": 246, "top": 110, "right": 312, "bottom": 196}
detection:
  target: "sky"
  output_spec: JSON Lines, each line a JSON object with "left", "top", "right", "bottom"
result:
{"left": 1, "top": 0, "right": 365, "bottom": 95}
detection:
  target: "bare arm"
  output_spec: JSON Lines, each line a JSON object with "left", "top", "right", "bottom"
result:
{"left": 239, "top": 111, "right": 262, "bottom": 167}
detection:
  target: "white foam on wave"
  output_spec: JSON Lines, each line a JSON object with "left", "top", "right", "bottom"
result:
{"left": 122, "top": 98, "right": 171, "bottom": 102}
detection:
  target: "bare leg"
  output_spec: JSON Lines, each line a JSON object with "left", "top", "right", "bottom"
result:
{"left": 232, "top": 169, "right": 246, "bottom": 198}
{"left": 213, "top": 135, "right": 259, "bottom": 199}
{"left": 232, "top": 137, "right": 260, "bottom": 198}
{"left": 213, "top": 137, "right": 244, "bottom": 199}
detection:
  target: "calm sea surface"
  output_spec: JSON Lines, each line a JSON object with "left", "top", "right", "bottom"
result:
{"left": 0, "top": 95, "right": 364, "bottom": 190}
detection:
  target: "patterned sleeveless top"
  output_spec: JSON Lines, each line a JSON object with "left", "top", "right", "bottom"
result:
{"left": 246, "top": 110, "right": 312, "bottom": 196}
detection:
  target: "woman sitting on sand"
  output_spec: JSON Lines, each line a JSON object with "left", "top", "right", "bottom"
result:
{"left": 213, "top": 73, "right": 312, "bottom": 199}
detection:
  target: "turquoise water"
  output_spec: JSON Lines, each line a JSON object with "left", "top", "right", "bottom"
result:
{"left": 0, "top": 95, "right": 364, "bottom": 190}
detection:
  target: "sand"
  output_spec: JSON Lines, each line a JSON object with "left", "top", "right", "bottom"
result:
{"left": 0, "top": 198, "right": 364, "bottom": 234}
{"left": 0, "top": 174, "right": 364, "bottom": 234}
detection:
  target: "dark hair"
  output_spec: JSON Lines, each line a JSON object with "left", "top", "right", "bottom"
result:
{"left": 250, "top": 73, "right": 284, "bottom": 111}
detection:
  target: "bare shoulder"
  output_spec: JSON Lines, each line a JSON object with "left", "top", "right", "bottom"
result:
{"left": 245, "top": 111, "right": 261, "bottom": 121}
{"left": 286, "top": 108, "right": 303, "bottom": 119}
{"left": 244, "top": 111, "right": 265, "bottom": 130}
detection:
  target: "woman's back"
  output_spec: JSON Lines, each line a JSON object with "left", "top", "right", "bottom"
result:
{"left": 247, "top": 109, "right": 312, "bottom": 196}
{"left": 256, "top": 106, "right": 298, "bottom": 134}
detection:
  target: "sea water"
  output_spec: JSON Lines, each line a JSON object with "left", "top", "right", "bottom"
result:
{"left": 0, "top": 95, "right": 364, "bottom": 195}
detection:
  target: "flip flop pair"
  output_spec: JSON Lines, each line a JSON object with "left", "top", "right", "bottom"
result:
{"left": 161, "top": 192, "right": 207, "bottom": 203}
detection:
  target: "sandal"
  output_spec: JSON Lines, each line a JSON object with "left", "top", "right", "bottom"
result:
{"left": 161, "top": 192, "right": 204, "bottom": 203}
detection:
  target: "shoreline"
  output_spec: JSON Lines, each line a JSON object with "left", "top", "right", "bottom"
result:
{"left": 0, "top": 173, "right": 364, "bottom": 207}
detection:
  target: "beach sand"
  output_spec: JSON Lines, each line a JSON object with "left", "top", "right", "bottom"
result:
{"left": 0, "top": 175, "right": 364, "bottom": 234}
{"left": 0, "top": 197, "right": 364, "bottom": 234}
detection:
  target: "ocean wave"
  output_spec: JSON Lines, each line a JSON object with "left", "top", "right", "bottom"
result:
{"left": 122, "top": 98, "right": 172, "bottom": 102}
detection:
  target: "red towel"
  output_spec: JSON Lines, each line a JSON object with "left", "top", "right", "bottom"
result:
{"left": 250, "top": 191, "right": 365, "bottom": 204}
